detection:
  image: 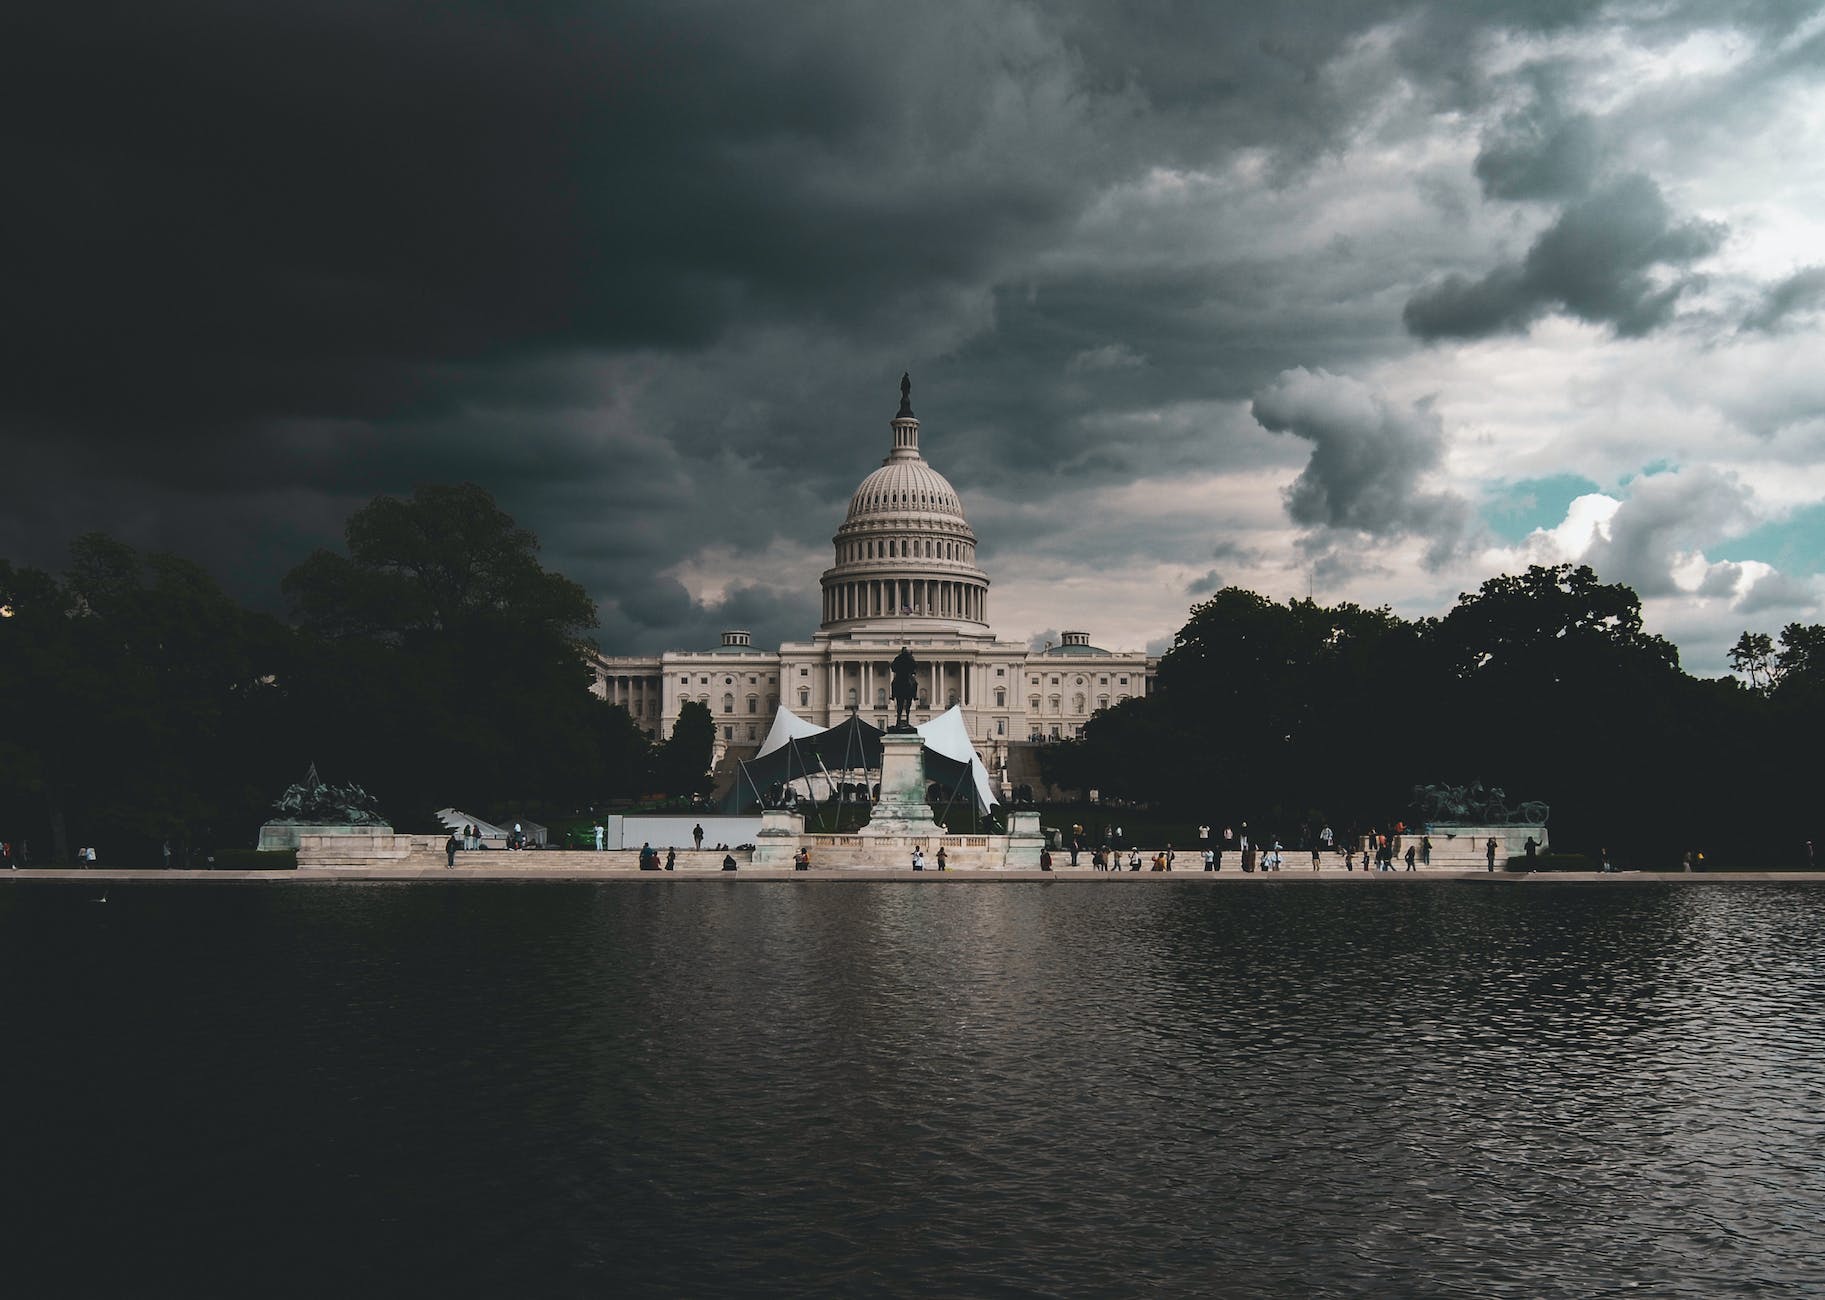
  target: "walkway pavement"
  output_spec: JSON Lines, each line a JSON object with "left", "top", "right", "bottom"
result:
{"left": 4, "top": 867, "right": 1822, "bottom": 884}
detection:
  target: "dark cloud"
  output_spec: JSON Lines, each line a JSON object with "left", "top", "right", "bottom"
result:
{"left": 1251, "top": 367, "right": 1474, "bottom": 563}
{"left": 1405, "top": 174, "right": 1725, "bottom": 339}
{"left": 1474, "top": 82, "right": 1603, "bottom": 200}
{"left": 0, "top": 0, "right": 1816, "bottom": 658}
{"left": 1735, "top": 570, "right": 1813, "bottom": 615}
{"left": 1186, "top": 569, "right": 1225, "bottom": 596}
{"left": 1742, "top": 266, "right": 1825, "bottom": 332}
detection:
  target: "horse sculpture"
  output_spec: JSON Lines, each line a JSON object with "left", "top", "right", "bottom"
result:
{"left": 890, "top": 645, "right": 918, "bottom": 730}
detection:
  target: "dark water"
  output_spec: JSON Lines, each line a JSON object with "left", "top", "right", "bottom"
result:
{"left": 3, "top": 881, "right": 1822, "bottom": 1298}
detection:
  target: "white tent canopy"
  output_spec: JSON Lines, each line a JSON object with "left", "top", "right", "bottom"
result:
{"left": 756, "top": 706, "right": 824, "bottom": 758}
{"left": 915, "top": 706, "right": 999, "bottom": 815}
{"left": 739, "top": 705, "right": 999, "bottom": 814}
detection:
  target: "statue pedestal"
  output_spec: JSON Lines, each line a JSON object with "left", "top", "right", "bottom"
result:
{"left": 1003, "top": 809, "right": 1044, "bottom": 869}
{"left": 751, "top": 808, "right": 806, "bottom": 866}
{"left": 861, "top": 732, "right": 938, "bottom": 837}
{"left": 258, "top": 821, "right": 393, "bottom": 851}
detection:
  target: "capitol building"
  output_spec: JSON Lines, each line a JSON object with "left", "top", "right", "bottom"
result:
{"left": 588, "top": 377, "right": 1156, "bottom": 783}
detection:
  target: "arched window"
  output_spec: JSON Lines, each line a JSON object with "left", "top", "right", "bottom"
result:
{"left": 1029, "top": 696, "right": 1040, "bottom": 711}
{"left": 722, "top": 694, "right": 734, "bottom": 714}
{"left": 846, "top": 687, "right": 857, "bottom": 707}
{"left": 747, "top": 695, "right": 758, "bottom": 713}
{"left": 994, "top": 688, "right": 1005, "bottom": 707}
{"left": 1097, "top": 695, "right": 1109, "bottom": 710}
{"left": 1073, "top": 694, "right": 1085, "bottom": 713}
{"left": 798, "top": 687, "right": 810, "bottom": 706}
{"left": 876, "top": 688, "right": 887, "bottom": 708}
{"left": 1049, "top": 695, "right": 1061, "bottom": 711}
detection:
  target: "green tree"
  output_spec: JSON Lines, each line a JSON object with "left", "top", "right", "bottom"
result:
{"left": 1728, "top": 631, "right": 1781, "bottom": 694}
{"left": 282, "top": 482, "right": 596, "bottom": 641}
{"left": 651, "top": 701, "right": 715, "bottom": 798}
{"left": 0, "top": 538, "right": 291, "bottom": 863}
{"left": 279, "top": 484, "right": 621, "bottom": 822}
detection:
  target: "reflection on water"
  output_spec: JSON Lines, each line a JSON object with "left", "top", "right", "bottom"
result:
{"left": 3, "top": 881, "right": 1822, "bottom": 1297}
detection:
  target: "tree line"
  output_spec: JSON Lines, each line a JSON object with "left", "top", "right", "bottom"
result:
{"left": 4, "top": 487, "right": 1815, "bottom": 867}
{"left": 1039, "top": 565, "right": 1822, "bottom": 868}
{"left": 0, "top": 485, "right": 709, "bottom": 865}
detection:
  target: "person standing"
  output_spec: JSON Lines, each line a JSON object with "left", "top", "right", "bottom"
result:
{"left": 593, "top": 822, "right": 604, "bottom": 851}
{"left": 912, "top": 846, "right": 925, "bottom": 871}
{"left": 1420, "top": 835, "right": 1431, "bottom": 866}
{"left": 1310, "top": 842, "right": 1321, "bottom": 871}
{"left": 1486, "top": 837, "right": 1497, "bottom": 872}
{"left": 445, "top": 833, "right": 459, "bottom": 868}
{"left": 693, "top": 823, "right": 704, "bottom": 850}
{"left": 936, "top": 846, "right": 948, "bottom": 871}
{"left": 665, "top": 847, "right": 676, "bottom": 872}
{"left": 1203, "top": 847, "right": 1215, "bottom": 872}
{"left": 1405, "top": 844, "right": 1417, "bottom": 871}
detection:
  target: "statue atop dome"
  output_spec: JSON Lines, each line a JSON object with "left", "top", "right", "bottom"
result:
{"left": 897, "top": 371, "right": 914, "bottom": 419}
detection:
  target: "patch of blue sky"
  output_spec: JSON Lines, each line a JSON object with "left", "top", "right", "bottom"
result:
{"left": 1722, "top": 504, "right": 1825, "bottom": 574}
{"left": 1482, "top": 473, "right": 1604, "bottom": 543}
{"left": 1617, "top": 459, "right": 1676, "bottom": 487}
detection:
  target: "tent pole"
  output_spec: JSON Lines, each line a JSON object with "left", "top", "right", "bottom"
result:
{"left": 814, "top": 753, "right": 837, "bottom": 832}
{"left": 738, "top": 759, "right": 765, "bottom": 813}
{"left": 939, "top": 765, "right": 973, "bottom": 831}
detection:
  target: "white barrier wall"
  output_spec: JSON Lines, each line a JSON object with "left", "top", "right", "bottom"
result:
{"left": 605, "top": 815, "right": 763, "bottom": 850}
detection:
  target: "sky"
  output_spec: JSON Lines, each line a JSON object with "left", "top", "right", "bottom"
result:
{"left": 5, "top": 1, "right": 1824, "bottom": 675}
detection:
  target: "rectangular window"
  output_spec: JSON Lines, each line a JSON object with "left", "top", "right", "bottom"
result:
{"left": 1119, "top": 676, "right": 1128, "bottom": 685}
{"left": 996, "top": 720, "right": 1005, "bottom": 736}
{"left": 723, "top": 726, "right": 733, "bottom": 739}
{"left": 996, "top": 668, "right": 1005, "bottom": 677}
{"left": 800, "top": 667, "right": 809, "bottom": 677}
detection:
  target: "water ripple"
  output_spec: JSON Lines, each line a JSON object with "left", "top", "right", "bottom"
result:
{"left": 2, "top": 880, "right": 1823, "bottom": 1296}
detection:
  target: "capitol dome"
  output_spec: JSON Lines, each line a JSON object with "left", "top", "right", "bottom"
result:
{"left": 819, "top": 376, "right": 990, "bottom": 635}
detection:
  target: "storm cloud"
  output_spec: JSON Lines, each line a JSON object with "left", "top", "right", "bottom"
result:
{"left": 1404, "top": 174, "right": 1726, "bottom": 339}
{"left": 1, "top": 0, "right": 1820, "bottom": 672}
{"left": 1251, "top": 368, "right": 1475, "bottom": 564}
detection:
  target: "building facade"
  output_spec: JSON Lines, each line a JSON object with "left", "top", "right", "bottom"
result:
{"left": 589, "top": 378, "right": 1156, "bottom": 776}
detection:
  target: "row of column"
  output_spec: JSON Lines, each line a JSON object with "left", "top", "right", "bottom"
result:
{"left": 824, "top": 658, "right": 977, "bottom": 714}
{"left": 603, "top": 673, "right": 661, "bottom": 718}
{"left": 823, "top": 577, "right": 984, "bottom": 624}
